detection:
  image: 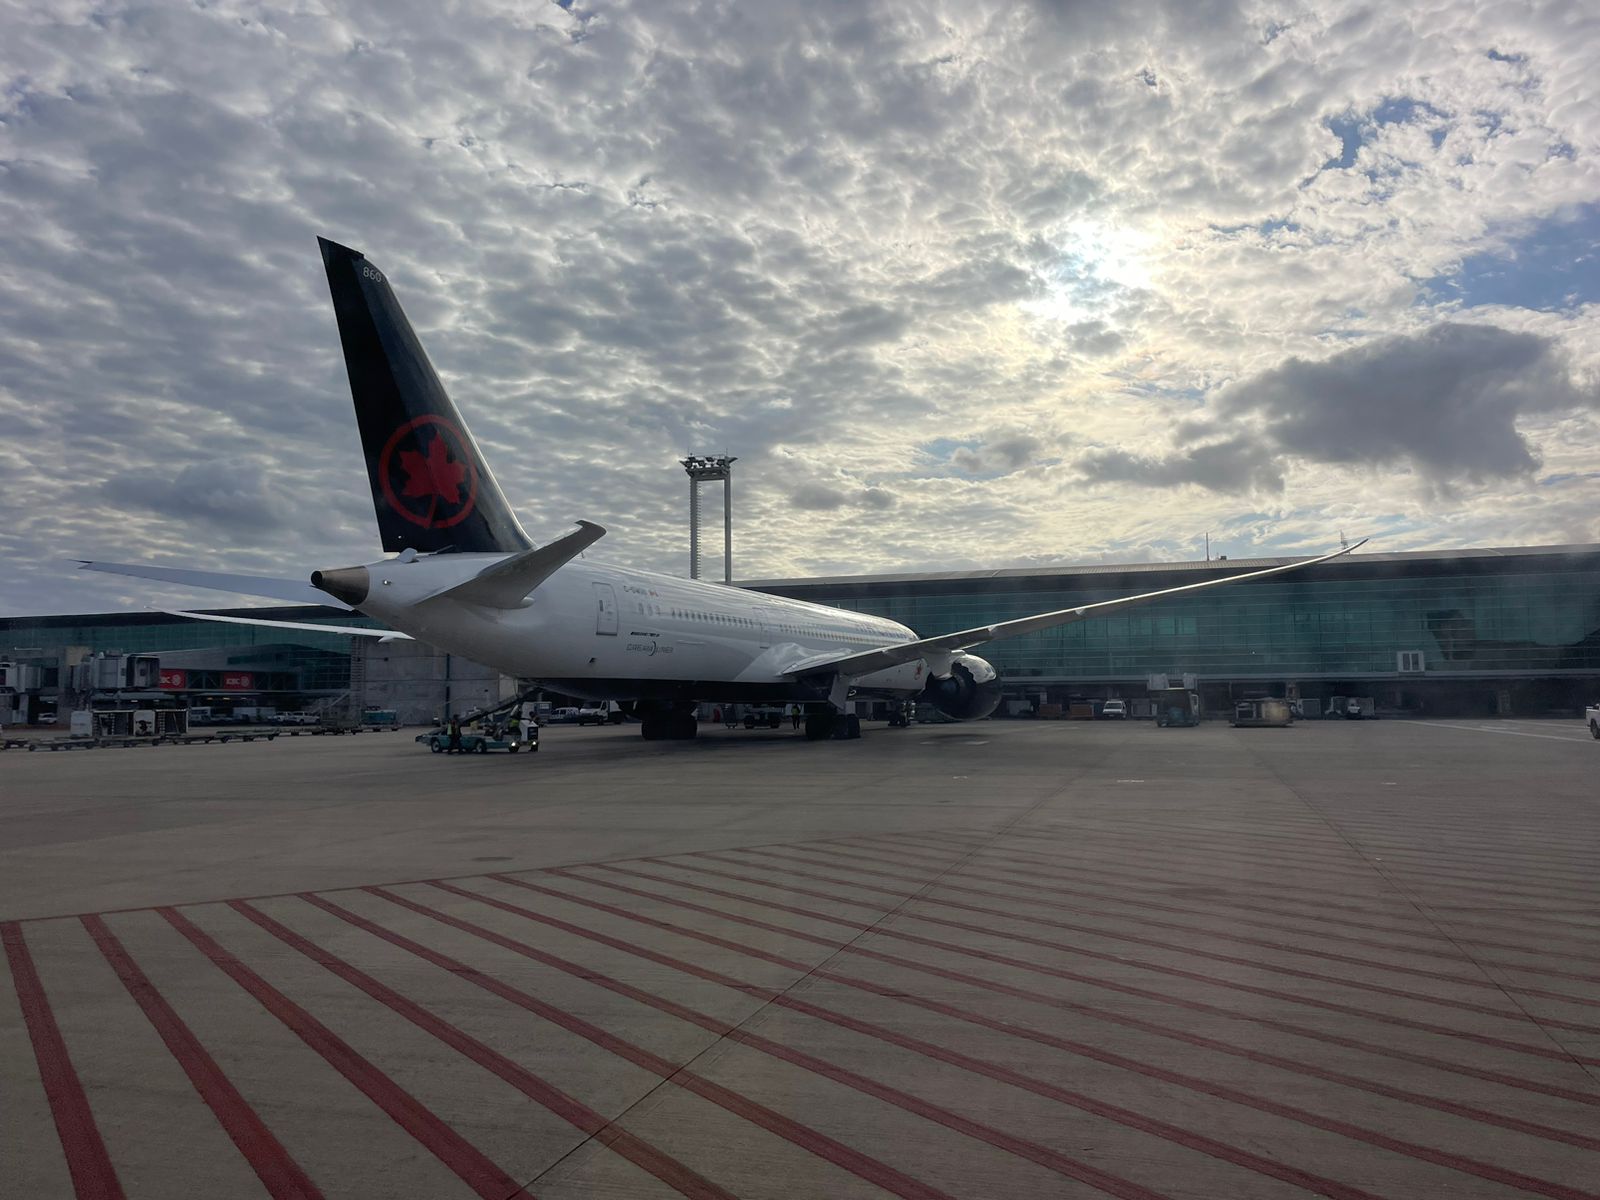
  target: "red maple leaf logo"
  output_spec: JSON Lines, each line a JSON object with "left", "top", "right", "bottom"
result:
{"left": 397, "top": 435, "right": 467, "bottom": 506}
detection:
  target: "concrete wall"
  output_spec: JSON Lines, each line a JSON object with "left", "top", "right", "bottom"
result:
{"left": 354, "top": 640, "right": 517, "bottom": 725}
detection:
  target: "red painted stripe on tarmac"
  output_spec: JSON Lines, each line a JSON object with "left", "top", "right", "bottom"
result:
{"left": 156, "top": 907, "right": 526, "bottom": 1199}
{"left": 998, "top": 817, "right": 1600, "bottom": 870}
{"left": 441, "top": 879, "right": 1392, "bottom": 1200}
{"left": 927, "top": 824, "right": 1600, "bottom": 901}
{"left": 587, "top": 862, "right": 1600, "bottom": 1147}
{"left": 831, "top": 839, "right": 1600, "bottom": 998}
{"left": 901, "top": 833, "right": 1600, "bottom": 933}
{"left": 953, "top": 832, "right": 1600, "bottom": 934}
{"left": 652, "top": 855, "right": 1600, "bottom": 1106}
{"left": 401, "top": 882, "right": 1378, "bottom": 1200}
{"left": 324, "top": 890, "right": 1164, "bottom": 1200}
{"left": 229, "top": 900, "right": 735, "bottom": 1200}
{"left": 495, "top": 875, "right": 1600, "bottom": 1200}
{"left": 882, "top": 833, "right": 1600, "bottom": 978}
{"left": 833, "top": 835, "right": 1600, "bottom": 986}
{"left": 80, "top": 915, "right": 324, "bottom": 1200}
{"left": 763, "top": 844, "right": 1600, "bottom": 1027}
{"left": 344, "top": 889, "right": 966, "bottom": 1200}
{"left": 836, "top": 835, "right": 1600, "bottom": 956}
{"left": 718, "top": 848, "right": 1600, "bottom": 1063}
{"left": 1, "top": 921, "right": 126, "bottom": 1200}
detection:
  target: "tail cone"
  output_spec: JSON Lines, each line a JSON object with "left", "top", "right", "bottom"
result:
{"left": 311, "top": 566, "right": 370, "bottom": 606}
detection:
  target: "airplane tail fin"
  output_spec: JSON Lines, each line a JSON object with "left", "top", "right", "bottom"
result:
{"left": 318, "top": 237, "right": 532, "bottom": 555}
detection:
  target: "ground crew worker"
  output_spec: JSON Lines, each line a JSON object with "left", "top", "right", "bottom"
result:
{"left": 448, "top": 714, "right": 463, "bottom": 753}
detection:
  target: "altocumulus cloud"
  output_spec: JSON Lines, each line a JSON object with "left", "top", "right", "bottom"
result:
{"left": 2, "top": 0, "right": 1600, "bottom": 613}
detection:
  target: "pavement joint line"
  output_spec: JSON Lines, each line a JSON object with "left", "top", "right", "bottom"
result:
{"left": 227, "top": 897, "right": 738, "bottom": 1200}
{"left": 1410, "top": 721, "right": 1597, "bottom": 743}
{"left": 974, "top": 835, "right": 1600, "bottom": 909}
{"left": 353, "top": 885, "right": 966, "bottom": 1200}
{"left": 830, "top": 838, "right": 1600, "bottom": 989}
{"left": 1240, "top": 731, "right": 1600, "bottom": 1093}
{"left": 735, "top": 843, "right": 1600, "bottom": 1033}
{"left": 826, "top": 831, "right": 1536, "bottom": 956}
{"left": 637, "top": 853, "right": 1600, "bottom": 1107}
{"left": 1, "top": 920, "right": 128, "bottom": 1200}
{"left": 457, "top": 870, "right": 1600, "bottom": 1199}
{"left": 0, "top": 825, "right": 987, "bottom": 926}
{"left": 707, "top": 846, "right": 1600, "bottom": 1068}
{"left": 322, "top": 886, "right": 1160, "bottom": 1200}
{"left": 156, "top": 905, "right": 529, "bottom": 1199}
{"left": 1042, "top": 818, "right": 1600, "bottom": 874}
{"left": 415, "top": 877, "right": 1390, "bottom": 1200}
{"left": 860, "top": 829, "right": 1600, "bottom": 927}
{"left": 895, "top": 828, "right": 1600, "bottom": 910}
{"left": 511, "top": 791, "right": 1080, "bottom": 1194}
{"left": 575, "top": 859, "right": 1600, "bottom": 1149}
{"left": 79, "top": 913, "right": 325, "bottom": 1200}
{"left": 983, "top": 816, "right": 1600, "bottom": 879}
{"left": 821, "top": 836, "right": 1474, "bottom": 927}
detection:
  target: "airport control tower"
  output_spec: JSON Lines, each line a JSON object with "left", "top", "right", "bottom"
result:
{"left": 680, "top": 454, "right": 735, "bottom": 581}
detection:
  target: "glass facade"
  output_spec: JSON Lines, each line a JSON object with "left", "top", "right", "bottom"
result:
{"left": 0, "top": 607, "right": 379, "bottom": 695}
{"left": 754, "top": 548, "right": 1600, "bottom": 684}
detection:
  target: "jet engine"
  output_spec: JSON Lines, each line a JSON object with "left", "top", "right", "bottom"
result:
{"left": 921, "top": 654, "right": 1003, "bottom": 721}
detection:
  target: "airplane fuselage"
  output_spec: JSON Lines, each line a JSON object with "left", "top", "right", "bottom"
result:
{"left": 355, "top": 553, "right": 929, "bottom": 704}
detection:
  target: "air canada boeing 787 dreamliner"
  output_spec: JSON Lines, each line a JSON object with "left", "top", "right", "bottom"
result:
{"left": 83, "top": 238, "right": 1362, "bottom": 741}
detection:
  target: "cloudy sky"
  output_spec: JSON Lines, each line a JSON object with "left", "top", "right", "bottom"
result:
{"left": 3, "top": 0, "right": 1599, "bottom": 615}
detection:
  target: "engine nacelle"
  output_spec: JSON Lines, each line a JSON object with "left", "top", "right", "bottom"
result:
{"left": 921, "top": 654, "right": 1003, "bottom": 721}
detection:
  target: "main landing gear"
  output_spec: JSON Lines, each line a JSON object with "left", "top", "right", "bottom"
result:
{"left": 639, "top": 705, "right": 698, "bottom": 741}
{"left": 803, "top": 710, "right": 862, "bottom": 741}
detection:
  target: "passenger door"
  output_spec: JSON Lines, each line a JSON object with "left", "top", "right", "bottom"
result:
{"left": 593, "top": 583, "right": 619, "bottom": 636}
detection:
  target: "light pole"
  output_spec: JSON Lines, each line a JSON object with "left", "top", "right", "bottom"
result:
{"left": 680, "top": 454, "right": 736, "bottom": 581}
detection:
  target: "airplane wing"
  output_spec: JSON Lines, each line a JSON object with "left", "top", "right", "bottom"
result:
{"left": 783, "top": 540, "right": 1367, "bottom": 680}
{"left": 163, "top": 610, "right": 413, "bottom": 640}
{"left": 79, "top": 561, "right": 341, "bottom": 607}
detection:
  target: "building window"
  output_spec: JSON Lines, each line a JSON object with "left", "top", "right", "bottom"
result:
{"left": 1397, "top": 650, "right": 1425, "bottom": 673}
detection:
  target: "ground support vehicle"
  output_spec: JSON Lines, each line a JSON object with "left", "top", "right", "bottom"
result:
{"left": 1101, "top": 700, "right": 1127, "bottom": 719}
{"left": 1231, "top": 697, "right": 1294, "bottom": 727}
{"left": 1587, "top": 703, "right": 1600, "bottom": 739}
{"left": 1326, "top": 695, "right": 1376, "bottom": 719}
{"left": 1153, "top": 689, "right": 1201, "bottom": 727}
{"left": 419, "top": 727, "right": 535, "bottom": 754}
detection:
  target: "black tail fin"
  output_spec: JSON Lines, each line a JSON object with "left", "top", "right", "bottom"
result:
{"left": 318, "top": 237, "right": 532, "bottom": 555}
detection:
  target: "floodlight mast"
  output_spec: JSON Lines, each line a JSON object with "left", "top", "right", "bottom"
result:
{"left": 680, "top": 454, "right": 736, "bottom": 581}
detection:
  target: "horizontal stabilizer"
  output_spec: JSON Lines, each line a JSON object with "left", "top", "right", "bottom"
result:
{"left": 164, "top": 611, "right": 412, "bottom": 640}
{"left": 419, "top": 520, "right": 606, "bottom": 608}
{"left": 784, "top": 540, "right": 1367, "bottom": 680}
{"left": 79, "top": 561, "right": 341, "bottom": 607}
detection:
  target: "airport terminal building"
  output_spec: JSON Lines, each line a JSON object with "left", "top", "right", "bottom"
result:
{"left": 5, "top": 543, "right": 1600, "bottom": 722}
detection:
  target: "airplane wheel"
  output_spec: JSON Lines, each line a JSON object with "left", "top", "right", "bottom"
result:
{"left": 671, "top": 712, "right": 698, "bottom": 739}
{"left": 804, "top": 713, "right": 835, "bottom": 741}
{"left": 641, "top": 718, "right": 665, "bottom": 740}
{"left": 846, "top": 714, "right": 862, "bottom": 739}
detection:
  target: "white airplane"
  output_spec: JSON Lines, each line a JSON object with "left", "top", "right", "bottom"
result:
{"left": 83, "top": 238, "right": 1363, "bottom": 741}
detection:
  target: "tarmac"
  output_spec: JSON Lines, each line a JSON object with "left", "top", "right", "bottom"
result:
{"left": 2, "top": 716, "right": 1598, "bottom": 1199}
